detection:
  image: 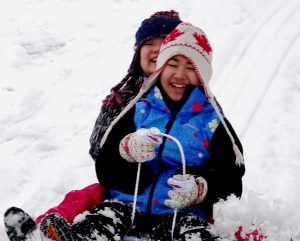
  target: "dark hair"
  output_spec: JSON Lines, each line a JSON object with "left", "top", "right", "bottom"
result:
{"left": 103, "top": 10, "right": 182, "bottom": 107}
{"left": 102, "top": 53, "right": 144, "bottom": 107}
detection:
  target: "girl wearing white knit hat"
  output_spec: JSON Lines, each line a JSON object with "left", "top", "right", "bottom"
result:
{"left": 39, "top": 22, "right": 245, "bottom": 241}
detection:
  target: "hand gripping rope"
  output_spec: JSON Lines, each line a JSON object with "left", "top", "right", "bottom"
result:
{"left": 131, "top": 127, "right": 186, "bottom": 241}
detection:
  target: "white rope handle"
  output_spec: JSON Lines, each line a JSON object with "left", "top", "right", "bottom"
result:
{"left": 130, "top": 128, "right": 187, "bottom": 241}
{"left": 154, "top": 130, "right": 186, "bottom": 241}
{"left": 131, "top": 163, "right": 141, "bottom": 224}
{"left": 158, "top": 133, "right": 186, "bottom": 176}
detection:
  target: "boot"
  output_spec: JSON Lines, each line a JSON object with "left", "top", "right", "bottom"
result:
{"left": 39, "top": 213, "right": 87, "bottom": 241}
{"left": 4, "top": 207, "right": 37, "bottom": 241}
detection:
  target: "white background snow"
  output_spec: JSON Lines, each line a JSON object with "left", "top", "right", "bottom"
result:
{"left": 0, "top": 0, "right": 299, "bottom": 240}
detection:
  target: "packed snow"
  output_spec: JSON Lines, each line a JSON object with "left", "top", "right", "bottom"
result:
{"left": 0, "top": 0, "right": 299, "bottom": 240}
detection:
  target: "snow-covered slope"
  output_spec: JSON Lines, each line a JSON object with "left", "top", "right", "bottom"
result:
{"left": 1, "top": 0, "right": 299, "bottom": 240}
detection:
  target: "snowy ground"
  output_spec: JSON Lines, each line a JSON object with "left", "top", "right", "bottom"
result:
{"left": 0, "top": 0, "right": 299, "bottom": 240}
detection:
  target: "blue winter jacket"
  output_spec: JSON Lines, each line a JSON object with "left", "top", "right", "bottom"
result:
{"left": 109, "top": 85, "right": 222, "bottom": 219}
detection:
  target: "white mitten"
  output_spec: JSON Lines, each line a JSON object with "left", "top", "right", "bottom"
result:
{"left": 119, "top": 128, "right": 162, "bottom": 163}
{"left": 164, "top": 174, "right": 208, "bottom": 209}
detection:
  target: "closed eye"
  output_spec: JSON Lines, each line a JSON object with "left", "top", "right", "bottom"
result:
{"left": 187, "top": 62, "right": 195, "bottom": 70}
{"left": 167, "top": 63, "right": 177, "bottom": 67}
{"left": 167, "top": 59, "right": 178, "bottom": 67}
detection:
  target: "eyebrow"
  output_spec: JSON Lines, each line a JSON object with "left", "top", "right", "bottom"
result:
{"left": 169, "top": 56, "right": 193, "bottom": 65}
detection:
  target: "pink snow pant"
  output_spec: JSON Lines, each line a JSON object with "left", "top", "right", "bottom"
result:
{"left": 36, "top": 183, "right": 106, "bottom": 224}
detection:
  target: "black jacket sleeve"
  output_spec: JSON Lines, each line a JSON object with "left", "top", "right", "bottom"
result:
{"left": 89, "top": 105, "right": 119, "bottom": 161}
{"left": 201, "top": 118, "right": 245, "bottom": 208}
{"left": 94, "top": 107, "right": 153, "bottom": 195}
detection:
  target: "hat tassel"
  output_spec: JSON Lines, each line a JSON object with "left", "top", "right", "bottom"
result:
{"left": 209, "top": 97, "right": 244, "bottom": 167}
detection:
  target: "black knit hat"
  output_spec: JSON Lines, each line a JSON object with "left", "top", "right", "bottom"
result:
{"left": 128, "top": 10, "right": 182, "bottom": 72}
{"left": 135, "top": 10, "right": 182, "bottom": 47}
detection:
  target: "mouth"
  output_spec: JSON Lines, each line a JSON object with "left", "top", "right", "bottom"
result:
{"left": 171, "top": 83, "right": 187, "bottom": 88}
{"left": 150, "top": 57, "right": 157, "bottom": 63}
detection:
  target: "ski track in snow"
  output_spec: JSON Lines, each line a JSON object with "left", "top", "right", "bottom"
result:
{"left": 215, "top": 0, "right": 288, "bottom": 95}
{"left": 238, "top": 1, "right": 300, "bottom": 137}
{"left": 219, "top": 0, "right": 300, "bottom": 119}
{"left": 1, "top": 0, "right": 300, "bottom": 240}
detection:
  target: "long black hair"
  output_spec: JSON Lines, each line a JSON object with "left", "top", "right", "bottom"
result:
{"left": 102, "top": 45, "right": 145, "bottom": 108}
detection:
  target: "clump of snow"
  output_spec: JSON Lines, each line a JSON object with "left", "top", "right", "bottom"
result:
{"left": 212, "top": 192, "right": 299, "bottom": 240}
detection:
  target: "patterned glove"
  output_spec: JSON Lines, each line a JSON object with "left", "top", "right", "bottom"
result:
{"left": 164, "top": 174, "right": 208, "bottom": 209}
{"left": 119, "top": 128, "right": 162, "bottom": 163}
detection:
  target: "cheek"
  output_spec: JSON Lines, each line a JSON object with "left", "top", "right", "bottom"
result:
{"left": 159, "top": 70, "right": 171, "bottom": 86}
{"left": 160, "top": 66, "right": 173, "bottom": 79}
{"left": 189, "top": 73, "right": 201, "bottom": 86}
{"left": 140, "top": 47, "right": 149, "bottom": 60}
{"left": 139, "top": 52, "right": 149, "bottom": 70}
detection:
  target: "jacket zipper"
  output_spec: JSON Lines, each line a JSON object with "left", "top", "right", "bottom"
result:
{"left": 146, "top": 112, "right": 177, "bottom": 215}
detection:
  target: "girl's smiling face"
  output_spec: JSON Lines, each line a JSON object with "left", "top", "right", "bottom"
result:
{"left": 159, "top": 55, "right": 200, "bottom": 102}
{"left": 139, "top": 37, "right": 164, "bottom": 75}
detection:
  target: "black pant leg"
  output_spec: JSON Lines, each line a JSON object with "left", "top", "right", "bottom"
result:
{"left": 72, "top": 201, "right": 133, "bottom": 240}
{"left": 149, "top": 213, "right": 219, "bottom": 241}
{"left": 175, "top": 214, "right": 219, "bottom": 241}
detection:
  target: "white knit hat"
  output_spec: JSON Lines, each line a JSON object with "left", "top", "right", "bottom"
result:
{"left": 142, "top": 22, "right": 214, "bottom": 97}
{"left": 157, "top": 22, "right": 212, "bottom": 93}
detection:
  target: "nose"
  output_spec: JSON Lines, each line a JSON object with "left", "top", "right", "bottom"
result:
{"left": 174, "top": 66, "right": 187, "bottom": 80}
{"left": 153, "top": 43, "right": 161, "bottom": 53}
